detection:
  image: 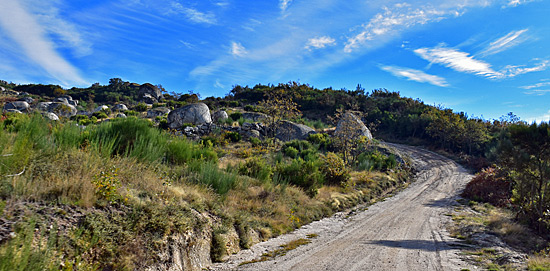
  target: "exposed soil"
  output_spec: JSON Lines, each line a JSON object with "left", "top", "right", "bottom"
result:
{"left": 209, "top": 144, "right": 478, "bottom": 271}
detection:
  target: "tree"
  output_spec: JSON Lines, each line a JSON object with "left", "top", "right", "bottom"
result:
{"left": 258, "top": 88, "right": 301, "bottom": 137}
{"left": 330, "top": 109, "right": 371, "bottom": 165}
{"left": 499, "top": 122, "right": 550, "bottom": 232}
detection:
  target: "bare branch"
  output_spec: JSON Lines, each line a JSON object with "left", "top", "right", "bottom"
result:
{"left": 5, "top": 166, "right": 25, "bottom": 177}
{"left": 1, "top": 154, "right": 13, "bottom": 157}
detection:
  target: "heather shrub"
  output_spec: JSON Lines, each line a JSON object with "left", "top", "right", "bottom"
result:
{"left": 462, "top": 166, "right": 511, "bottom": 207}
{"left": 320, "top": 152, "right": 349, "bottom": 186}
{"left": 275, "top": 158, "right": 323, "bottom": 197}
{"left": 238, "top": 157, "right": 272, "bottom": 182}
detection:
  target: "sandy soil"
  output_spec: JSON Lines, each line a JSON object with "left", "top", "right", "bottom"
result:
{"left": 209, "top": 144, "right": 478, "bottom": 271}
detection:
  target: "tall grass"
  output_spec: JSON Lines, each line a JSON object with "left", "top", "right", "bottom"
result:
{"left": 188, "top": 161, "right": 237, "bottom": 195}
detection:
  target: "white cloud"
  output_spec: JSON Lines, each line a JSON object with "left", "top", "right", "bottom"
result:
{"left": 506, "top": 0, "right": 536, "bottom": 7}
{"left": 415, "top": 46, "right": 549, "bottom": 79}
{"left": 0, "top": 0, "right": 86, "bottom": 86}
{"left": 521, "top": 80, "right": 550, "bottom": 90}
{"left": 381, "top": 65, "right": 449, "bottom": 87}
{"left": 280, "top": 0, "right": 292, "bottom": 12}
{"left": 231, "top": 42, "right": 247, "bottom": 57}
{"left": 305, "top": 36, "right": 336, "bottom": 50}
{"left": 500, "top": 60, "right": 549, "bottom": 77}
{"left": 344, "top": 4, "right": 449, "bottom": 53}
{"left": 169, "top": 2, "right": 216, "bottom": 25}
{"left": 414, "top": 46, "right": 499, "bottom": 78}
{"left": 478, "top": 29, "right": 529, "bottom": 57}
{"left": 521, "top": 79, "right": 550, "bottom": 95}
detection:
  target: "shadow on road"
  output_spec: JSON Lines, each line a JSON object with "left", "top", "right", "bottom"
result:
{"left": 364, "top": 239, "right": 455, "bottom": 252}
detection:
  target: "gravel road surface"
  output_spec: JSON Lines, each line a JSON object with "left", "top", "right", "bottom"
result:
{"left": 210, "top": 144, "right": 477, "bottom": 271}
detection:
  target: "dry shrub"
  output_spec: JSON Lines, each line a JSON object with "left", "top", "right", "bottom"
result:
{"left": 462, "top": 166, "right": 512, "bottom": 207}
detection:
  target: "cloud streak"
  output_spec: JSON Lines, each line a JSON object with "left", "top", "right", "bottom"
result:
{"left": 279, "top": 0, "right": 292, "bottom": 12}
{"left": 230, "top": 42, "right": 247, "bottom": 57}
{"left": 169, "top": 2, "right": 217, "bottom": 25}
{"left": 305, "top": 36, "right": 336, "bottom": 50}
{"left": 381, "top": 65, "right": 449, "bottom": 87}
{"left": 0, "top": 0, "right": 86, "bottom": 86}
{"left": 415, "top": 46, "right": 548, "bottom": 79}
{"left": 344, "top": 4, "right": 449, "bottom": 53}
{"left": 478, "top": 29, "right": 529, "bottom": 57}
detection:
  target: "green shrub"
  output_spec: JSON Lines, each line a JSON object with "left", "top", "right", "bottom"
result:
{"left": 229, "top": 112, "right": 242, "bottom": 121}
{"left": 244, "top": 105, "right": 258, "bottom": 112}
{"left": 188, "top": 161, "right": 237, "bottom": 195}
{"left": 249, "top": 137, "right": 261, "bottom": 147}
{"left": 125, "top": 110, "right": 138, "bottom": 116}
{"left": 307, "top": 133, "right": 332, "bottom": 150}
{"left": 284, "top": 146, "right": 299, "bottom": 158}
{"left": 224, "top": 131, "right": 241, "bottom": 143}
{"left": 134, "top": 103, "right": 148, "bottom": 112}
{"left": 238, "top": 157, "right": 272, "bottom": 182}
{"left": 275, "top": 158, "right": 323, "bottom": 197}
{"left": 356, "top": 150, "right": 397, "bottom": 171}
{"left": 92, "top": 111, "right": 108, "bottom": 119}
{"left": 166, "top": 139, "right": 217, "bottom": 164}
{"left": 85, "top": 117, "right": 167, "bottom": 162}
{"left": 320, "top": 152, "right": 349, "bottom": 186}
{"left": 282, "top": 140, "right": 318, "bottom": 160}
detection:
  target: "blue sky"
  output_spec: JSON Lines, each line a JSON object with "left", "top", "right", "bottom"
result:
{"left": 0, "top": 0, "right": 549, "bottom": 122}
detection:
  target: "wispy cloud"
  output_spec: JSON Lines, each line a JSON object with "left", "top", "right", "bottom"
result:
{"left": 169, "top": 2, "right": 216, "bottom": 25}
{"left": 506, "top": 0, "right": 536, "bottom": 7}
{"left": 305, "top": 36, "right": 336, "bottom": 50}
{"left": 344, "top": 4, "right": 450, "bottom": 53}
{"left": 415, "top": 45, "right": 548, "bottom": 79}
{"left": 231, "top": 42, "right": 247, "bottom": 57}
{"left": 521, "top": 79, "right": 550, "bottom": 95}
{"left": 500, "top": 60, "right": 548, "bottom": 77}
{"left": 414, "top": 46, "right": 499, "bottom": 78}
{"left": 279, "top": 0, "right": 292, "bottom": 12}
{"left": 478, "top": 29, "right": 529, "bottom": 57}
{"left": 0, "top": 0, "right": 86, "bottom": 86}
{"left": 381, "top": 65, "right": 449, "bottom": 87}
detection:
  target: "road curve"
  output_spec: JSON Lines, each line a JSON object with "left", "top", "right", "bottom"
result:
{"left": 210, "top": 144, "right": 476, "bottom": 271}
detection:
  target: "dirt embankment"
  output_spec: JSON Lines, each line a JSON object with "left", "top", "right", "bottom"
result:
{"left": 209, "top": 144, "right": 477, "bottom": 271}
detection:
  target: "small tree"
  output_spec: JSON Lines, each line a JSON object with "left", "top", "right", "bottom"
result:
{"left": 258, "top": 89, "right": 301, "bottom": 137}
{"left": 330, "top": 109, "right": 371, "bottom": 165}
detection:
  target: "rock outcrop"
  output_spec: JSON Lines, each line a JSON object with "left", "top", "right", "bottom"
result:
{"left": 139, "top": 83, "right": 163, "bottom": 101}
{"left": 334, "top": 112, "right": 372, "bottom": 140}
{"left": 242, "top": 112, "right": 268, "bottom": 122}
{"left": 37, "top": 102, "right": 77, "bottom": 118}
{"left": 3, "top": 101, "right": 30, "bottom": 113}
{"left": 112, "top": 104, "right": 128, "bottom": 111}
{"left": 212, "top": 110, "right": 229, "bottom": 123}
{"left": 147, "top": 107, "right": 171, "bottom": 118}
{"left": 167, "top": 103, "right": 212, "bottom": 129}
{"left": 275, "top": 120, "right": 316, "bottom": 141}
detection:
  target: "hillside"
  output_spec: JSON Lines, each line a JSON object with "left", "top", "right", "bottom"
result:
{"left": 1, "top": 79, "right": 549, "bottom": 270}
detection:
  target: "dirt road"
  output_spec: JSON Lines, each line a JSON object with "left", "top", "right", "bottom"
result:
{"left": 210, "top": 144, "right": 477, "bottom": 270}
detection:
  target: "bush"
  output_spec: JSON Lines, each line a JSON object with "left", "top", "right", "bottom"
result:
{"left": 134, "top": 103, "right": 148, "bottom": 112}
{"left": 307, "top": 133, "right": 332, "bottom": 151}
{"left": 238, "top": 157, "right": 272, "bottom": 182}
{"left": 282, "top": 140, "right": 318, "bottom": 161}
{"left": 166, "top": 139, "right": 217, "bottom": 164}
{"left": 462, "top": 166, "right": 511, "bottom": 207}
{"left": 92, "top": 111, "right": 108, "bottom": 119}
{"left": 125, "top": 110, "right": 138, "bottom": 116}
{"left": 188, "top": 161, "right": 237, "bottom": 195}
{"left": 284, "top": 146, "right": 299, "bottom": 158}
{"left": 249, "top": 137, "right": 261, "bottom": 147}
{"left": 244, "top": 105, "right": 258, "bottom": 112}
{"left": 229, "top": 112, "right": 242, "bottom": 121}
{"left": 356, "top": 150, "right": 397, "bottom": 171}
{"left": 275, "top": 158, "right": 323, "bottom": 197}
{"left": 320, "top": 152, "right": 349, "bottom": 186}
{"left": 224, "top": 131, "right": 241, "bottom": 143}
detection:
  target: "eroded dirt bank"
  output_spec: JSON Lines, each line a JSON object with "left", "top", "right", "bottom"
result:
{"left": 209, "top": 144, "right": 477, "bottom": 271}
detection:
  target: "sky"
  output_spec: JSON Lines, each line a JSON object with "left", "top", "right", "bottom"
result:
{"left": 0, "top": 0, "right": 549, "bottom": 122}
